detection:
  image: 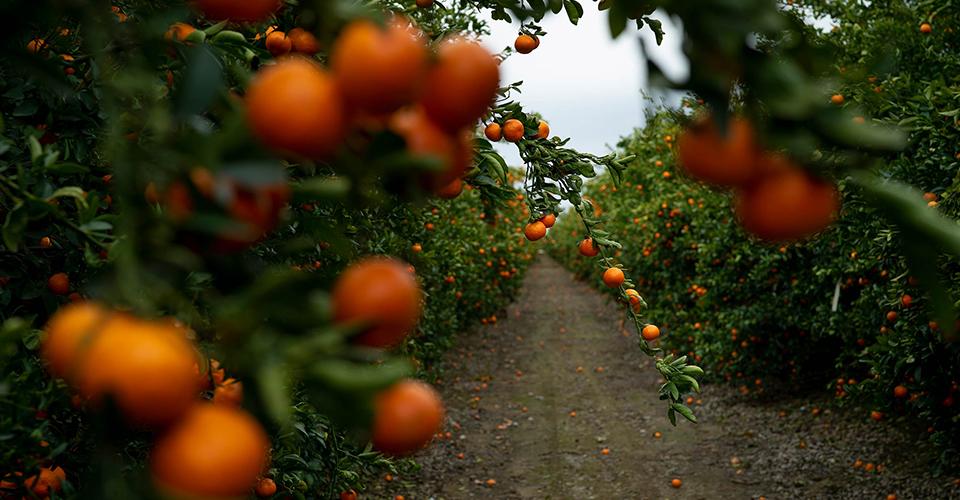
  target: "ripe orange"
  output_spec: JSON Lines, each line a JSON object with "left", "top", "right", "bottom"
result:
{"left": 670, "top": 478, "right": 682, "bottom": 488}
{"left": 213, "top": 379, "right": 244, "bottom": 406}
{"left": 332, "top": 257, "right": 423, "bottom": 348}
{"left": 421, "top": 37, "right": 500, "bottom": 131}
{"left": 245, "top": 57, "right": 346, "bottom": 159}
{"left": 831, "top": 94, "right": 845, "bottom": 105}
{"left": 151, "top": 404, "right": 269, "bottom": 497}
{"left": 40, "top": 236, "right": 53, "bottom": 248}
{"left": 255, "top": 477, "right": 277, "bottom": 497}
{"left": 870, "top": 410, "right": 883, "bottom": 421}
{"left": 373, "top": 379, "right": 444, "bottom": 455}
{"left": 332, "top": 18, "right": 427, "bottom": 114}
{"left": 416, "top": 0, "right": 433, "bottom": 7}
{"left": 341, "top": 490, "right": 359, "bottom": 500}
{"left": 502, "top": 119, "right": 524, "bottom": 142}
{"left": 195, "top": 0, "right": 281, "bottom": 22}
{"left": 48, "top": 272, "right": 70, "bottom": 295}
{"left": 524, "top": 221, "right": 547, "bottom": 241}
{"left": 287, "top": 28, "right": 321, "bottom": 55}
{"left": 75, "top": 315, "right": 200, "bottom": 427}
{"left": 389, "top": 107, "right": 471, "bottom": 190}
{"left": 27, "top": 38, "right": 46, "bottom": 54}
{"left": 24, "top": 467, "right": 66, "bottom": 497}
{"left": 734, "top": 166, "right": 839, "bottom": 242}
{"left": 602, "top": 267, "right": 624, "bottom": 288}
{"left": 678, "top": 115, "right": 759, "bottom": 186}
{"left": 578, "top": 238, "right": 600, "bottom": 257}
{"left": 265, "top": 30, "right": 292, "bottom": 57}
{"left": 164, "top": 23, "right": 196, "bottom": 42}
{"left": 625, "top": 288, "right": 641, "bottom": 305}
{"left": 886, "top": 311, "right": 898, "bottom": 322}
{"left": 540, "top": 213, "right": 556, "bottom": 228}
{"left": 535, "top": 120, "right": 550, "bottom": 139}
{"left": 514, "top": 34, "right": 537, "bottom": 54}
{"left": 484, "top": 123, "right": 502, "bottom": 141}
{"left": 437, "top": 177, "right": 464, "bottom": 199}
{"left": 893, "top": 385, "right": 908, "bottom": 398}
{"left": 901, "top": 294, "right": 913, "bottom": 307}
{"left": 411, "top": 243, "right": 422, "bottom": 253}
{"left": 41, "top": 302, "right": 108, "bottom": 380}
{"left": 920, "top": 23, "right": 932, "bottom": 33}
{"left": 641, "top": 325, "right": 660, "bottom": 341}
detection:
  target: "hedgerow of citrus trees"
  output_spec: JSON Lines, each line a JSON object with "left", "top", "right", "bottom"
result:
{"left": 551, "top": 0, "right": 960, "bottom": 472}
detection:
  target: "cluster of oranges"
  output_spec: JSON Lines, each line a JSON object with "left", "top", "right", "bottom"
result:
{"left": 523, "top": 213, "right": 556, "bottom": 241}
{"left": 484, "top": 118, "right": 550, "bottom": 143}
{"left": 244, "top": 17, "right": 500, "bottom": 199}
{"left": 39, "top": 302, "right": 271, "bottom": 498}
{"left": 331, "top": 257, "right": 445, "bottom": 455}
{"left": 677, "top": 113, "right": 840, "bottom": 242}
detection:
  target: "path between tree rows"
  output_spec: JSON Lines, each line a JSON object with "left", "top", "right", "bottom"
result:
{"left": 373, "top": 257, "right": 957, "bottom": 500}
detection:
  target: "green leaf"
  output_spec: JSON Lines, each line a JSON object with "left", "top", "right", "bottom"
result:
{"left": 259, "top": 363, "right": 292, "bottom": 425}
{"left": 293, "top": 177, "right": 350, "bottom": 201}
{"left": 310, "top": 358, "right": 411, "bottom": 392}
{"left": 2, "top": 203, "right": 28, "bottom": 251}
{"left": 644, "top": 17, "right": 665, "bottom": 45}
{"left": 47, "top": 187, "right": 88, "bottom": 208}
{"left": 563, "top": 0, "right": 581, "bottom": 24}
{"left": 175, "top": 46, "right": 224, "bottom": 118}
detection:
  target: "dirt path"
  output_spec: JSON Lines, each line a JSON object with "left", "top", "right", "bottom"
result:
{"left": 372, "top": 257, "right": 958, "bottom": 500}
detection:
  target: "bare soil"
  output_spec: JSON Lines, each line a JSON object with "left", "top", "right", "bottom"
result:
{"left": 371, "top": 257, "right": 959, "bottom": 500}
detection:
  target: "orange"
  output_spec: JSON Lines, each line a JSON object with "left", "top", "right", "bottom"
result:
{"left": 484, "top": 122, "right": 502, "bottom": 141}
{"left": 540, "top": 213, "right": 556, "bottom": 227}
{"left": 332, "top": 257, "right": 423, "bottom": 348}
{"left": 831, "top": 94, "right": 844, "bottom": 105}
{"left": 255, "top": 477, "right": 277, "bottom": 497}
{"left": 920, "top": 23, "right": 932, "bottom": 33}
{"left": 195, "top": 0, "right": 281, "bottom": 21}
{"left": 502, "top": 119, "right": 524, "bottom": 142}
{"left": 677, "top": 115, "right": 759, "bottom": 186}
{"left": 514, "top": 34, "right": 537, "bottom": 54}
{"left": 535, "top": 120, "right": 550, "bottom": 139}
{"left": 48, "top": 272, "right": 70, "bottom": 295}
{"left": 641, "top": 324, "right": 660, "bottom": 341}
{"left": 24, "top": 467, "right": 66, "bottom": 497}
{"left": 41, "top": 302, "right": 109, "bottom": 379}
{"left": 40, "top": 236, "right": 53, "bottom": 248}
{"left": 901, "top": 294, "right": 913, "bottom": 307}
{"left": 893, "top": 385, "right": 908, "bottom": 398}
{"left": 421, "top": 37, "right": 500, "bottom": 131}
{"left": 265, "top": 30, "right": 292, "bottom": 57}
{"left": 27, "top": 38, "right": 46, "bottom": 54}
{"left": 870, "top": 410, "right": 883, "bottom": 421}
{"left": 164, "top": 23, "right": 196, "bottom": 42}
{"left": 332, "top": 18, "right": 428, "bottom": 114}
{"left": 372, "top": 379, "right": 444, "bottom": 455}
{"left": 245, "top": 57, "right": 346, "bottom": 159}
{"left": 524, "top": 221, "right": 547, "bottom": 241}
{"left": 75, "top": 315, "right": 199, "bottom": 427}
{"left": 602, "top": 267, "right": 624, "bottom": 288}
{"left": 390, "top": 107, "right": 472, "bottom": 191}
{"left": 578, "top": 238, "right": 600, "bottom": 257}
{"left": 734, "top": 165, "right": 839, "bottom": 241}
{"left": 151, "top": 404, "right": 269, "bottom": 497}
{"left": 437, "top": 177, "right": 464, "bottom": 199}
{"left": 416, "top": 0, "right": 433, "bottom": 7}
{"left": 886, "top": 311, "right": 898, "bottom": 322}
{"left": 670, "top": 478, "right": 682, "bottom": 488}
{"left": 624, "top": 289, "right": 641, "bottom": 305}
{"left": 213, "top": 379, "right": 244, "bottom": 406}
{"left": 288, "top": 28, "right": 320, "bottom": 55}
{"left": 340, "top": 491, "right": 359, "bottom": 500}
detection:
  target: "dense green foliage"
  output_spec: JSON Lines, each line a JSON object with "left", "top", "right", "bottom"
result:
{"left": 551, "top": 0, "right": 960, "bottom": 472}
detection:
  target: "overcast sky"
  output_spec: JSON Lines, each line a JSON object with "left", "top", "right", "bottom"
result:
{"left": 478, "top": 9, "right": 688, "bottom": 165}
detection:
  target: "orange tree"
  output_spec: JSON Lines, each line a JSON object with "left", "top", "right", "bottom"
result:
{"left": 0, "top": 0, "right": 704, "bottom": 498}
{"left": 550, "top": 0, "right": 960, "bottom": 473}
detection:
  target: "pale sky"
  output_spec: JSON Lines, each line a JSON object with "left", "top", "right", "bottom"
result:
{"left": 479, "top": 9, "right": 687, "bottom": 165}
